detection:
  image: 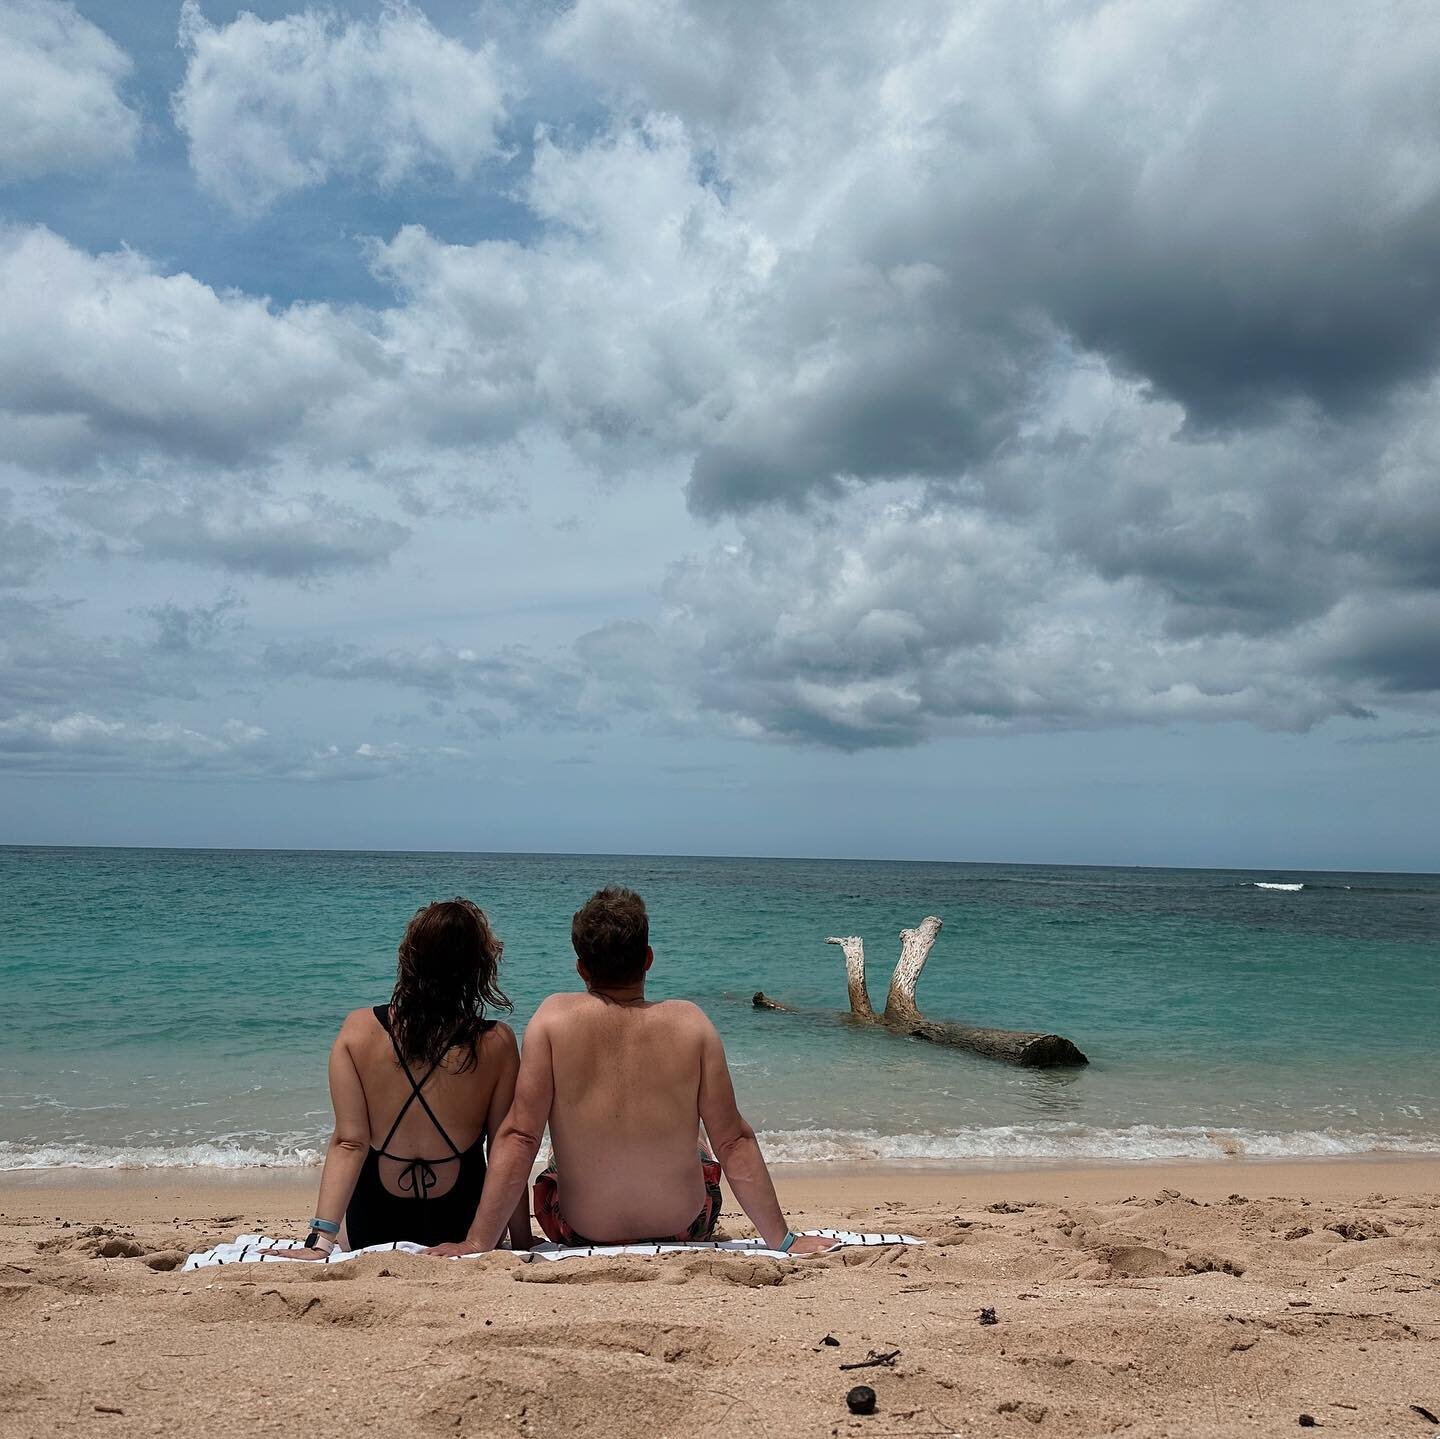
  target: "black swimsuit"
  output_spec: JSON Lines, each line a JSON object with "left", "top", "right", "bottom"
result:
{"left": 344, "top": 1005, "right": 493, "bottom": 1250}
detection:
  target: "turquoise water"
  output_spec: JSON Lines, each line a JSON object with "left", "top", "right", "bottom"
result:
{"left": 2, "top": 846, "right": 1437, "bottom": 1169}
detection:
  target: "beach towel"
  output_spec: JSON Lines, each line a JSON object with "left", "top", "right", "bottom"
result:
{"left": 181, "top": 1228, "right": 921, "bottom": 1272}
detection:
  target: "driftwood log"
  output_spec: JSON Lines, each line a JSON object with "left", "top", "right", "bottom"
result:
{"left": 753, "top": 914, "right": 1087, "bottom": 1067}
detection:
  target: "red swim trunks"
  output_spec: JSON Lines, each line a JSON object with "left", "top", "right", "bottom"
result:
{"left": 533, "top": 1149, "right": 723, "bottom": 1246}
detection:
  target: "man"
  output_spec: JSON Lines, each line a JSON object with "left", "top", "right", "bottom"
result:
{"left": 426, "top": 886, "right": 837, "bottom": 1256}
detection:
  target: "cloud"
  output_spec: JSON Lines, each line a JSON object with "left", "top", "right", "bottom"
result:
{"left": 0, "top": 596, "right": 199, "bottom": 715}
{"left": 552, "top": 0, "right": 1440, "bottom": 472}
{"left": 0, "top": 596, "right": 463, "bottom": 780}
{"left": 175, "top": 0, "right": 510, "bottom": 213}
{"left": 658, "top": 485, "right": 1386, "bottom": 750}
{"left": 0, "top": 0, "right": 139, "bottom": 184}
{"left": 131, "top": 493, "right": 409, "bottom": 580}
{"left": 4, "top": 0, "right": 1440, "bottom": 771}
{"left": 262, "top": 636, "right": 607, "bottom": 731}
{"left": 0, "top": 490, "right": 57, "bottom": 586}
{"left": 142, "top": 593, "right": 244, "bottom": 654}
{"left": 0, "top": 225, "right": 384, "bottom": 472}
{"left": 0, "top": 709, "right": 459, "bottom": 779}
{"left": 1342, "top": 727, "right": 1440, "bottom": 747}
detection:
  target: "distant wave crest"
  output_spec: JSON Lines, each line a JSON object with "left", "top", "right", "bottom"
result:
{"left": 1252, "top": 881, "right": 1304, "bottom": 891}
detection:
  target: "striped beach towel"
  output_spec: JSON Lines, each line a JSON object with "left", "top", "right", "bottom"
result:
{"left": 181, "top": 1228, "right": 921, "bottom": 1272}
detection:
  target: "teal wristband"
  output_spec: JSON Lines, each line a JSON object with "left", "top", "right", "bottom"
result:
{"left": 778, "top": 1231, "right": 798, "bottom": 1252}
{"left": 309, "top": 1217, "right": 340, "bottom": 1235}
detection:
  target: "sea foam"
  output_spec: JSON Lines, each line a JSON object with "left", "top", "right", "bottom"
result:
{"left": 4, "top": 1127, "right": 1435, "bottom": 1172}
{"left": 757, "top": 1124, "right": 1438, "bottom": 1165}
{"left": 0, "top": 1140, "right": 321, "bottom": 1172}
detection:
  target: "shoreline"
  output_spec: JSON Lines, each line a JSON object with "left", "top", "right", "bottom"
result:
{"left": 5, "top": 1152, "right": 1438, "bottom": 1215}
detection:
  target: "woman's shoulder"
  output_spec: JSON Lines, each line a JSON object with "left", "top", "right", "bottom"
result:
{"left": 335, "top": 1006, "right": 386, "bottom": 1044}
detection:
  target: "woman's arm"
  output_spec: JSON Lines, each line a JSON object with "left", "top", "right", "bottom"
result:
{"left": 309, "top": 1023, "right": 372, "bottom": 1234}
{"left": 484, "top": 1025, "right": 535, "bottom": 1249}
{"left": 265, "top": 1017, "right": 371, "bottom": 1257}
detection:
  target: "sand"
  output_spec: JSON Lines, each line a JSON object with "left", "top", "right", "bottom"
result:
{"left": 2, "top": 1157, "right": 1438, "bottom": 1438}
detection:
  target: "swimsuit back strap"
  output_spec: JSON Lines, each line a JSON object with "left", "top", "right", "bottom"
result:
{"left": 374, "top": 1005, "right": 465, "bottom": 1160}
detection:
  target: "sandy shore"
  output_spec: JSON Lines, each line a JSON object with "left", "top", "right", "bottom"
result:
{"left": 2, "top": 1157, "right": 1437, "bottom": 1437}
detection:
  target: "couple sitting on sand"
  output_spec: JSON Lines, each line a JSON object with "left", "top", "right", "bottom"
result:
{"left": 284, "top": 887, "right": 837, "bottom": 1260}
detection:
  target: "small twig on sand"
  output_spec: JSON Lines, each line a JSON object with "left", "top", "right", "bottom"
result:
{"left": 840, "top": 1348, "right": 901, "bottom": 1371}
{"left": 702, "top": 1386, "right": 770, "bottom": 1438}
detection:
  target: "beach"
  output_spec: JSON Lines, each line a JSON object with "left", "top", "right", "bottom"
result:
{"left": 4, "top": 1157, "right": 1438, "bottom": 1438}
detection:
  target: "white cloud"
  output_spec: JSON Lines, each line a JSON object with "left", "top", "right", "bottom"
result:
{"left": 0, "top": 709, "right": 463, "bottom": 779}
{"left": 175, "top": 0, "right": 510, "bottom": 213}
{"left": 0, "top": 0, "right": 139, "bottom": 184}
{"left": 0, "top": 225, "right": 385, "bottom": 471}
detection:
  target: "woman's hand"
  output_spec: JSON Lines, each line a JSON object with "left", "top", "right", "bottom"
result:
{"left": 422, "top": 1239, "right": 488, "bottom": 1258}
{"left": 783, "top": 1234, "right": 842, "bottom": 1257}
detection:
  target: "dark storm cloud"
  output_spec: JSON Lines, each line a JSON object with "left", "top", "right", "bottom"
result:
{"left": 1318, "top": 601, "right": 1440, "bottom": 695}
{"left": 660, "top": 0, "right": 1440, "bottom": 516}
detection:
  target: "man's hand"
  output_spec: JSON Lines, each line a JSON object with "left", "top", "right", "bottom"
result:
{"left": 422, "top": 1239, "right": 489, "bottom": 1258}
{"left": 784, "top": 1234, "right": 842, "bottom": 1257}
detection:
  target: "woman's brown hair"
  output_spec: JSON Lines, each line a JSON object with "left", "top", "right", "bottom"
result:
{"left": 388, "top": 898, "right": 510, "bottom": 1071}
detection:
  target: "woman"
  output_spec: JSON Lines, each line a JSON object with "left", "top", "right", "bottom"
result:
{"left": 281, "top": 898, "right": 533, "bottom": 1256}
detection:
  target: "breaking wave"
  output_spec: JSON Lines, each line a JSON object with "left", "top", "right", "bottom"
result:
{"left": 1252, "top": 882, "right": 1305, "bottom": 891}
{"left": 0, "top": 1140, "right": 321, "bottom": 1172}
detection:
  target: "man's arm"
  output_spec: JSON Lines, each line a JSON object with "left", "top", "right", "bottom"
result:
{"left": 484, "top": 1025, "right": 536, "bottom": 1249}
{"left": 425, "top": 1009, "right": 554, "bottom": 1256}
{"left": 697, "top": 1017, "right": 836, "bottom": 1256}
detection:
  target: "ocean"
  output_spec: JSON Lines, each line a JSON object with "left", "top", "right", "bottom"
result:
{"left": 2, "top": 846, "right": 1437, "bottom": 1171}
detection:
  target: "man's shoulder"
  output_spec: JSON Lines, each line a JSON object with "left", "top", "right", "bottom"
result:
{"left": 528, "top": 992, "right": 588, "bottom": 1025}
{"left": 649, "top": 998, "right": 714, "bottom": 1031}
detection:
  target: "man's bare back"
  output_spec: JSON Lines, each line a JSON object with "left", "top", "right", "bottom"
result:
{"left": 539, "top": 992, "right": 711, "bottom": 1239}
{"left": 427, "top": 886, "right": 836, "bottom": 1257}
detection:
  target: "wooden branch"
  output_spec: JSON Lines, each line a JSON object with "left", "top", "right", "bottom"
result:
{"left": 751, "top": 991, "right": 794, "bottom": 1011}
{"left": 811, "top": 915, "right": 1088, "bottom": 1066}
{"left": 752, "top": 915, "right": 1087, "bottom": 1066}
{"left": 825, "top": 935, "right": 874, "bottom": 1019}
{"left": 906, "top": 1018, "right": 1087, "bottom": 1067}
{"left": 883, "top": 915, "right": 941, "bottom": 1026}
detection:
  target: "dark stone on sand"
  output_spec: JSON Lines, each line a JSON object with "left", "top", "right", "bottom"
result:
{"left": 978, "top": 1307, "right": 999, "bottom": 1325}
{"left": 821, "top": 1334, "right": 840, "bottom": 1346}
{"left": 846, "top": 1386, "right": 877, "bottom": 1415}
{"left": 1298, "top": 1415, "right": 1317, "bottom": 1427}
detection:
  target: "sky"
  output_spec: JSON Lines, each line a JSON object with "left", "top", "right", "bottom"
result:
{"left": 0, "top": 0, "right": 1437, "bottom": 871}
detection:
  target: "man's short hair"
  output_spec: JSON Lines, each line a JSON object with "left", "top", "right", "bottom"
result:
{"left": 572, "top": 886, "right": 649, "bottom": 985}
